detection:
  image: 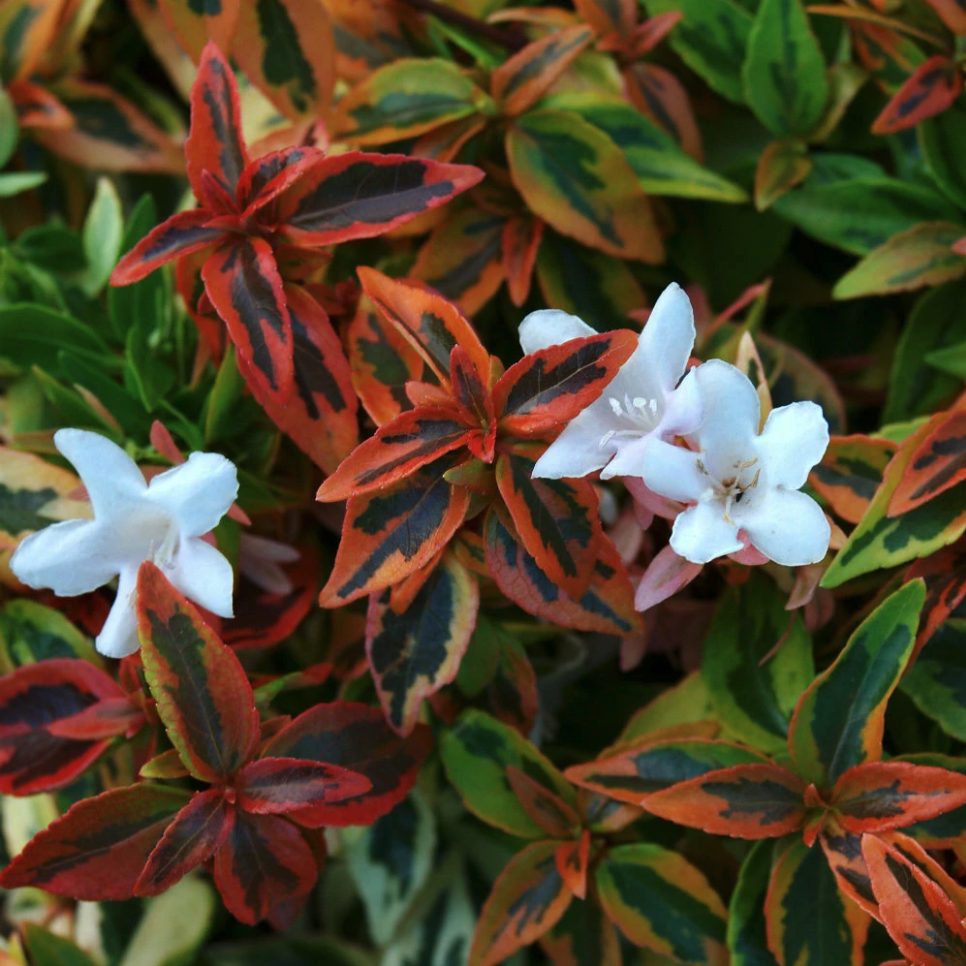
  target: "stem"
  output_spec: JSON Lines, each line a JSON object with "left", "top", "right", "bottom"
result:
{"left": 397, "top": 0, "right": 527, "bottom": 52}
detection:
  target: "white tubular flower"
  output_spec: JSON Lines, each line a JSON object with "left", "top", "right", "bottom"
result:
{"left": 641, "top": 359, "right": 831, "bottom": 567}
{"left": 519, "top": 283, "right": 701, "bottom": 480}
{"left": 11, "top": 429, "right": 238, "bottom": 658}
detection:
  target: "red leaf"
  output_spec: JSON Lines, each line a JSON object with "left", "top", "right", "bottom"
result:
{"left": 484, "top": 509, "right": 641, "bottom": 637}
{"left": 317, "top": 406, "right": 477, "bottom": 502}
{"left": 111, "top": 210, "right": 225, "bottom": 286}
{"left": 506, "top": 764, "right": 581, "bottom": 839}
{"left": 0, "top": 784, "right": 189, "bottom": 900}
{"left": 213, "top": 812, "right": 317, "bottom": 925}
{"left": 810, "top": 434, "right": 898, "bottom": 525}
{"left": 495, "top": 452, "right": 602, "bottom": 598}
{"left": 502, "top": 216, "right": 543, "bottom": 306}
{"left": 863, "top": 835, "right": 966, "bottom": 966}
{"left": 494, "top": 331, "right": 637, "bottom": 436}
{"left": 624, "top": 62, "right": 702, "bottom": 161}
{"left": 491, "top": 25, "right": 594, "bottom": 117}
{"left": 347, "top": 298, "right": 429, "bottom": 426}
{"left": 135, "top": 787, "right": 233, "bottom": 896}
{"left": 832, "top": 762, "right": 966, "bottom": 832}
{"left": 274, "top": 152, "right": 484, "bottom": 246}
{"left": 202, "top": 236, "right": 295, "bottom": 399}
{"left": 236, "top": 756, "right": 372, "bottom": 814}
{"left": 888, "top": 407, "right": 966, "bottom": 515}
{"left": 555, "top": 831, "right": 591, "bottom": 900}
{"left": 237, "top": 147, "right": 326, "bottom": 213}
{"left": 318, "top": 456, "right": 470, "bottom": 606}
{"left": 185, "top": 43, "right": 250, "bottom": 203}
{"left": 261, "top": 702, "right": 432, "bottom": 827}
{"left": 223, "top": 546, "right": 318, "bottom": 651}
{"left": 470, "top": 841, "right": 573, "bottom": 965}
{"left": 906, "top": 550, "right": 966, "bottom": 653}
{"left": 137, "top": 562, "right": 260, "bottom": 782}
{"left": 46, "top": 696, "right": 144, "bottom": 741}
{"left": 366, "top": 553, "right": 479, "bottom": 735}
{"left": 642, "top": 764, "right": 806, "bottom": 839}
{"left": 923, "top": 0, "right": 966, "bottom": 34}
{"left": 872, "top": 56, "right": 963, "bottom": 134}
{"left": 357, "top": 267, "right": 490, "bottom": 385}
{"left": 10, "top": 79, "right": 72, "bottom": 130}
{"left": 0, "top": 659, "right": 124, "bottom": 795}
{"left": 247, "top": 283, "right": 358, "bottom": 476}
{"left": 451, "top": 345, "right": 494, "bottom": 428}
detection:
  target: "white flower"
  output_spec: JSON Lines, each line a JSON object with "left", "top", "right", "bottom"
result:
{"left": 11, "top": 429, "right": 238, "bottom": 658}
{"left": 640, "top": 359, "right": 831, "bottom": 566}
{"left": 519, "top": 283, "right": 701, "bottom": 480}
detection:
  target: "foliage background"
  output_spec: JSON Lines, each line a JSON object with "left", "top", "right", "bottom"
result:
{"left": 0, "top": 0, "right": 965, "bottom": 964}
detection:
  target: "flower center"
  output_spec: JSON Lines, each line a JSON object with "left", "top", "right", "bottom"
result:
{"left": 599, "top": 394, "right": 659, "bottom": 449}
{"left": 696, "top": 456, "right": 761, "bottom": 522}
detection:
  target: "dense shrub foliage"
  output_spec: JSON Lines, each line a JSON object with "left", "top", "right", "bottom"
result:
{"left": 0, "top": 1, "right": 965, "bottom": 964}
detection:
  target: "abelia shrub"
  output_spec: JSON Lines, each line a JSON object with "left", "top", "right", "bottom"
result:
{"left": 0, "top": 1, "right": 965, "bottom": 964}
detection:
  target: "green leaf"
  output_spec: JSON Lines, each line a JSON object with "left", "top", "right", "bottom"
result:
{"left": 335, "top": 58, "right": 489, "bottom": 146}
{"left": 742, "top": 0, "right": 828, "bottom": 136}
{"left": 833, "top": 222, "right": 966, "bottom": 300}
{"left": 764, "top": 838, "right": 865, "bottom": 966}
{"left": 536, "top": 229, "right": 645, "bottom": 325}
{"left": 822, "top": 428, "right": 966, "bottom": 587}
{"left": 595, "top": 843, "right": 728, "bottom": 965}
{"left": 382, "top": 857, "right": 476, "bottom": 966}
{"left": 619, "top": 672, "right": 717, "bottom": 741}
{"left": 119, "top": 876, "right": 217, "bottom": 966}
{"left": 0, "top": 302, "right": 110, "bottom": 371}
{"left": 728, "top": 841, "right": 776, "bottom": 966}
{"left": 440, "top": 709, "right": 576, "bottom": 839}
{"left": 506, "top": 109, "right": 663, "bottom": 262}
{"left": 108, "top": 194, "right": 170, "bottom": 344}
{"left": 203, "top": 344, "right": 246, "bottom": 443}
{"left": 548, "top": 95, "right": 747, "bottom": 203}
{"left": 78, "top": 176, "right": 123, "bottom": 296}
{"left": 23, "top": 924, "right": 98, "bottom": 966}
{"left": 13, "top": 224, "right": 85, "bottom": 270}
{"left": 0, "top": 599, "right": 97, "bottom": 671}
{"left": 920, "top": 101, "right": 966, "bottom": 211}
{"left": 702, "top": 572, "right": 814, "bottom": 754}
{"left": 754, "top": 138, "right": 811, "bottom": 210}
{"left": 643, "top": 0, "right": 752, "bottom": 104}
{"left": 0, "top": 87, "right": 18, "bottom": 168}
{"left": 788, "top": 580, "right": 925, "bottom": 787}
{"left": 926, "top": 339, "right": 966, "bottom": 379}
{"left": 773, "top": 176, "right": 954, "bottom": 256}
{"left": 901, "top": 619, "right": 966, "bottom": 742}
{"left": 345, "top": 790, "right": 436, "bottom": 946}
{"left": 0, "top": 170, "right": 46, "bottom": 196}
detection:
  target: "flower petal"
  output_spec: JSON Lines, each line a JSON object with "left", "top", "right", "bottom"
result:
{"left": 96, "top": 568, "right": 139, "bottom": 659}
{"left": 518, "top": 309, "right": 596, "bottom": 354}
{"left": 637, "top": 282, "right": 695, "bottom": 393}
{"left": 166, "top": 537, "right": 235, "bottom": 618}
{"left": 692, "top": 360, "right": 761, "bottom": 479}
{"left": 532, "top": 403, "right": 613, "bottom": 478}
{"left": 601, "top": 434, "right": 656, "bottom": 479}
{"left": 11, "top": 519, "right": 117, "bottom": 596}
{"left": 756, "top": 401, "right": 829, "bottom": 490}
{"left": 662, "top": 366, "right": 703, "bottom": 436}
{"left": 670, "top": 501, "right": 743, "bottom": 564}
{"left": 54, "top": 428, "right": 146, "bottom": 516}
{"left": 640, "top": 439, "right": 708, "bottom": 504}
{"left": 736, "top": 488, "right": 831, "bottom": 567}
{"left": 634, "top": 543, "right": 703, "bottom": 611}
{"left": 147, "top": 451, "right": 239, "bottom": 538}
